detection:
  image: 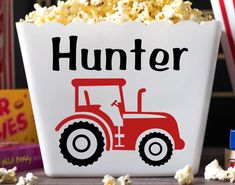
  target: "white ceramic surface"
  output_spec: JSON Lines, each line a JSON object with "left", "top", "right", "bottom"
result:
{"left": 16, "top": 21, "right": 221, "bottom": 177}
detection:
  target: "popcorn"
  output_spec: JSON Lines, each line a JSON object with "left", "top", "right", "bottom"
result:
{"left": 174, "top": 165, "right": 194, "bottom": 185}
{"left": 90, "top": 0, "right": 104, "bottom": 6}
{"left": 103, "top": 175, "right": 116, "bottom": 185}
{"left": 0, "top": 167, "right": 17, "bottom": 184}
{"left": 21, "top": 0, "right": 211, "bottom": 25}
{"left": 204, "top": 159, "right": 228, "bottom": 181}
{"left": 204, "top": 159, "right": 235, "bottom": 182}
{"left": 117, "top": 175, "right": 132, "bottom": 185}
{"left": 103, "top": 175, "right": 132, "bottom": 185}
{"left": 226, "top": 167, "right": 235, "bottom": 183}
{"left": 78, "top": 0, "right": 89, "bottom": 6}
{"left": 16, "top": 173, "right": 38, "bottom": 185}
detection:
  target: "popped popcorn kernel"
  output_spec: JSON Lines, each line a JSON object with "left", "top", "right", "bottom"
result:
{"left": 204, "top": 159, "right": 235, "bottom": 183}
{"left": 91, "top": 0, "right": 104, "bottom": 6}
{"left": 0, "top": 167, "right": 17, "bottom": 184}
{"left": 78, "top": 0, "right": 89, "bottom": 6}
{"left": 117, "top": 175, "right": 132, "bottom": 185}
{"left": 103, "top": 175, "right": 116, "bottom": 185}
{"left": 226, "top": 167, "right": 235, "bottom": 183}
{"left": 103, "top": 175, "right": 132, "bottom": 185}
{"left": 21, "top": 0, "right": 211, "bottom": 25}
{"left": 174, "top": 165, "right": 194, "bottom": 185}
{"left": 204, "top": 159, "right": 227, "bottom": 181}
{"left": 16, "top": 173, "right": 38, "bottom": 185}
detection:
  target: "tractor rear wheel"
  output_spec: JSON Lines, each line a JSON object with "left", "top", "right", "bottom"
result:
{"left": 138, "top": 132, "right": 173, "bottom": 166}
{"left": 59, "top": 121, "right": 105, "bottom": 166}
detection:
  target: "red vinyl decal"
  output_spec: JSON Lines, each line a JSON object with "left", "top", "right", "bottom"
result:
{"left": 56, "top": 78, "right": 185, "bottom": 167}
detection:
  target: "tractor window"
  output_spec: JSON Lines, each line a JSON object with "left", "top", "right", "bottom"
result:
{"left": 79, "top": 86, "right": 121, "bottom": 106}
{"left": 79, "top": 86, "right": 124, "bottom": 126}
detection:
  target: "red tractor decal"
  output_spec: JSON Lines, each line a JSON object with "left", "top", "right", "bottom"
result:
{"left": 55, "top": 78, "right": 185, "bottom": 167}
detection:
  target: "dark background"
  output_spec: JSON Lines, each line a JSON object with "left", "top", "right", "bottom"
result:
{"left": 13, "top": 0, "right": 235, "bottom": 147}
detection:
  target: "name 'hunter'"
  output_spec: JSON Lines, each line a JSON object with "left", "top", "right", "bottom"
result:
{"left": 52, "top": 36, "right": 188, "bottom": 72}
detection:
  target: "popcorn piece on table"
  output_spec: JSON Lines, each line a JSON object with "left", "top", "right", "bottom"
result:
{"left": 204, "top": 159, "right": 227, "bottom": 181}
{"left": 0, "top": 167, "right": 17, "bottom": 184}
{"left": 16, "top": 173, "right": 38, "bottom": 185}
{"left": 174, "top": 165, "right": 194, "bottom": 185}
{"left": 117, "top": 175, "right": 132, "bottom": 185}
{"left": 103, "top": 175, "right": 132, "bottom": 185}
{"left": 226, "top": 167, "right": 235, "bottom": 183}
{"left": 103, "top": 175, "right": 116, "bottom": 185}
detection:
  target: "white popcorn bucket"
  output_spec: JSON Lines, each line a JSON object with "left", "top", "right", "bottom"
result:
{"left": 211, "top": 0, "right": 235, "bottom": 93}
{"left": 16, "top": 21, "right": 221, "bottom": 177}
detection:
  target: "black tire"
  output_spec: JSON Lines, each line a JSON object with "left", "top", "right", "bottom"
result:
{"left": 138, "top": 132, "right": 173, "bottom": 166}
{"left": 59, "top": 121, "right": 105, "bottom": 166}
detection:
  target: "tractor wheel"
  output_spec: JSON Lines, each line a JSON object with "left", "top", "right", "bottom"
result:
{"left": 59, "top": 121, "right": 105, "bottom": 166}
{"left": 138, "top": 132, "right": 173, "bottom": 166}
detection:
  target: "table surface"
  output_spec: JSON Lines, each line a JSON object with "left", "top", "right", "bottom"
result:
{"left": 11, "top": 147, "right": 230, "bottom": 185}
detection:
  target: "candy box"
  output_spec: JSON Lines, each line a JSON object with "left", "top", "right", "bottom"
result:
{"left": 210, "top": 0, "right": 235, "bottom": 92}
{"left": 0, "top": 142, "right": 43, "bottom": 171}
{"left": 0, "top": 89, "right": 38, "bottom": 143}
{"left": 16, "top": 21, "right": 221, "bottom": 177}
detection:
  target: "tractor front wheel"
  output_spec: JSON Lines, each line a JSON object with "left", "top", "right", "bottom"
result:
{"left": 59, "top": 121, "right": 105, "bottom": 166}
{"left": 138, "top": 132, "right": 173, "bottom": 166}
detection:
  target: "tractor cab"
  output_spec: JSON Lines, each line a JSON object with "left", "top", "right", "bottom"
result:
{"left": 72, "top": 78, "right": 147, "bottom": 117}
{"left": 71, "top": 78, "right": 127, "bottom": 125}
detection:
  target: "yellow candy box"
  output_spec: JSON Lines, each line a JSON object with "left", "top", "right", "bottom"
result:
{"left": 0, "top": 89, "right": 38, "bottom": 143}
